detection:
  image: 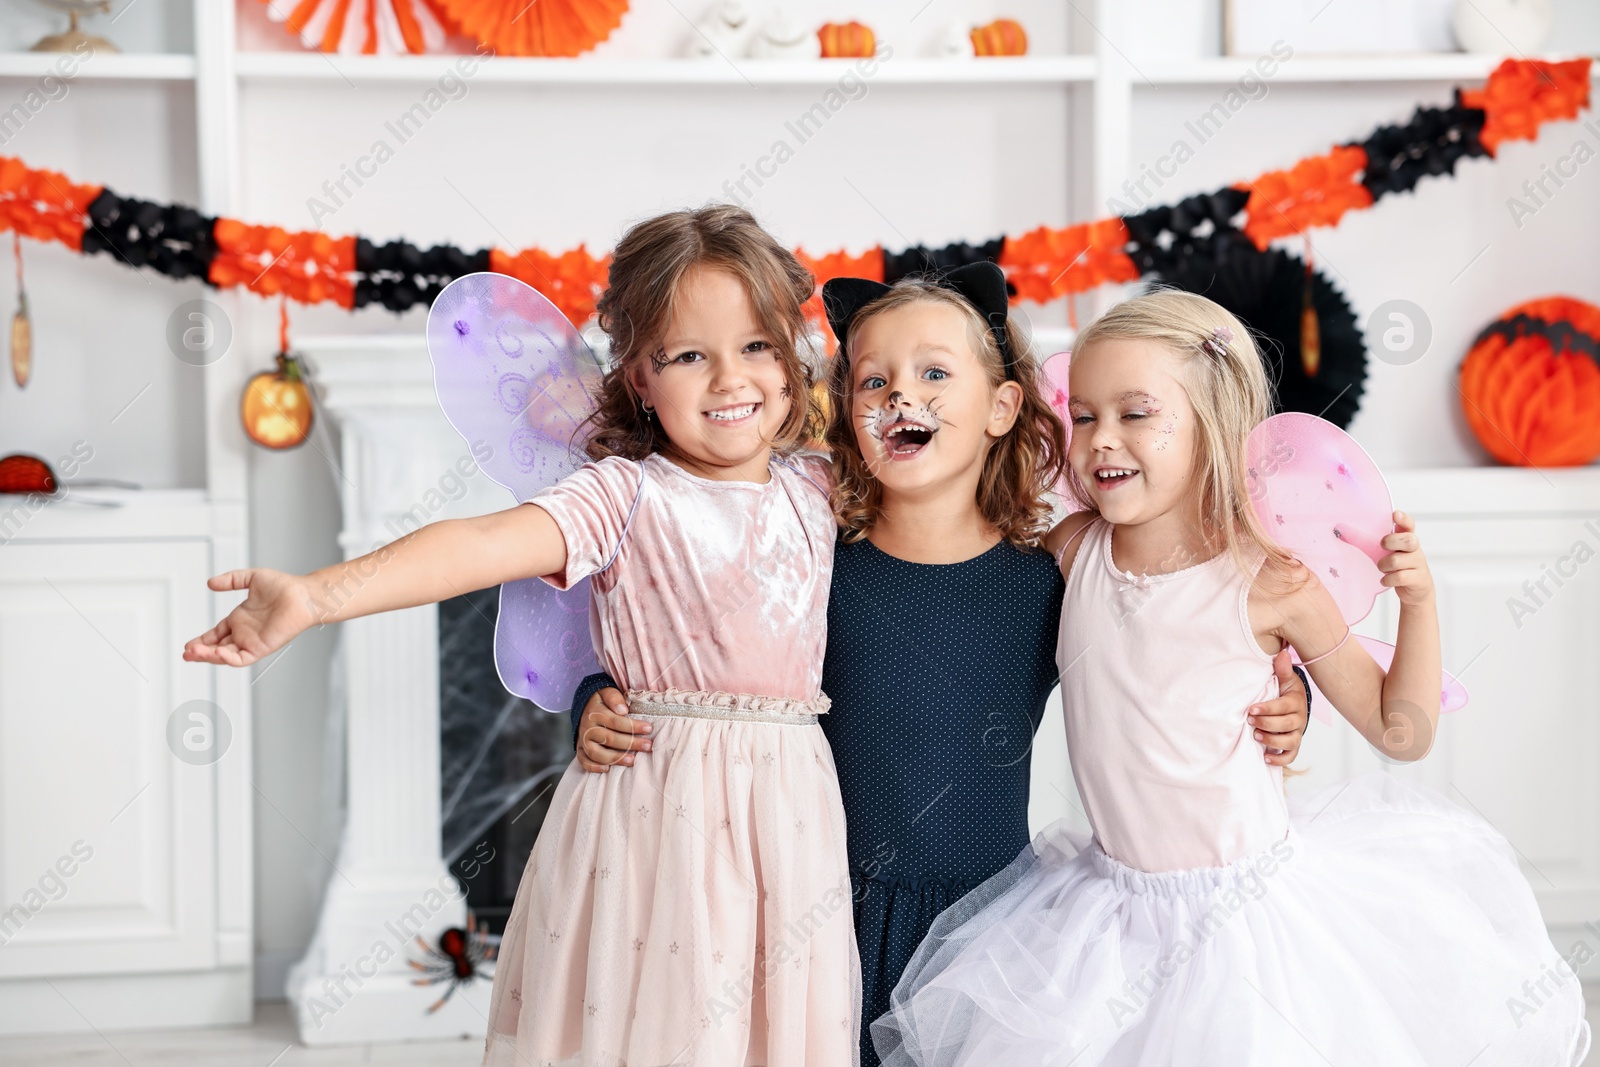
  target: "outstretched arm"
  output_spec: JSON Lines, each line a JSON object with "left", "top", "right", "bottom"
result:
{"left": 183, "top": 502, "right": 569, "bottom": 667}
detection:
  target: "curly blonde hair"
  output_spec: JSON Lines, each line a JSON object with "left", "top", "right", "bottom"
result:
{"left": 824, "top": 278, "right": 1067, "bottom": 546}
{"left": 583, "top": 204, "right": 822, "bottom": 462}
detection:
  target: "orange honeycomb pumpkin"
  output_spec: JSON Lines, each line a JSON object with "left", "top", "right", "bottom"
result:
{"left": 971, "top": 18, "right": 1027, "bottom": 57}
{"left": 1458, "top": 297, "right": 1600, "bottom": 467}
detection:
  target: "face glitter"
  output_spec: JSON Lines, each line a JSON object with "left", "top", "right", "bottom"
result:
{"left": 1155, "top": 414, "right": 1176, "bottom": 451}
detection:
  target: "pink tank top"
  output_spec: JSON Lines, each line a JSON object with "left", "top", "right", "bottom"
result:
{"left": 1058, "top": 518, "right": 1290, "bottom": 873}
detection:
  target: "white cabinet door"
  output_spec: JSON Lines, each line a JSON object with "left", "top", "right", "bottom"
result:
{"left": 1292, "top": 512, "right": 1600, "bottom": 927}
{"left": 0, "top": 539, "right": 219, "bottom": 976}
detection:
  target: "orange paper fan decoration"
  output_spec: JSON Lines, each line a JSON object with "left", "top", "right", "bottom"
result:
{"left": 261, "top": 0, "right": 455, "bottom": 55}
{"left": 1000, "top": 219, "right": 1138, "bottom": 303}
{"left": 489, "top": 245, "right": 610, "bottom": 325}
{"left": 796, "top": 246, "right": 884, "bottom": 350}
{"left": 436, "top": 0, "right": 630, "bottom": 57}
{"left": 1237, "top": 144, "right": 1373, "bottom": 250}
{"left": 1460, "top": 58, "right": 1593, "bottom": 155}
{"left": 1459, "top": 297, "right": 1600, "bottom": 467}
{"left": 209, "top": 220, "right": 356, "bottom": 307}
{"left": 0, "top": 156, "right": 100, "bottom": 249}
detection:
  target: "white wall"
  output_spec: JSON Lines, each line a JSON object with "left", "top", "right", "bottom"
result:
{"left": 0, "top": 0, "right": 1596, "bottom": 998}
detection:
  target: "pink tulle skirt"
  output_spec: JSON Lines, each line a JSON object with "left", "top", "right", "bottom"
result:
{"left": 483, "top": 689, "right": 861, "bottom": 1067}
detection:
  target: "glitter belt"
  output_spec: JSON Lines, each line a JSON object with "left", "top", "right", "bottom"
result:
{"left": 626, "top": 687, "right": 829, "bottom": 725}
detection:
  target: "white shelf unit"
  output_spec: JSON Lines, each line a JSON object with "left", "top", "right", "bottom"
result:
{"left": 0, "top": 52, "right": 196, "bottom": 80}
{"left": 1140, "top": 51, "right": 1600, "bottom": 85}
{"left": 233, "top": 51, "right": 1098, "bottom": 84}
{"left": 0, "top": 0, "right": 1594, "bottom": 1039}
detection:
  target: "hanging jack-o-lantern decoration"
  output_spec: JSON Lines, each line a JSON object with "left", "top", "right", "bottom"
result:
{"left": 11, "top": 233, "right": 30, "bottom": 388}
{"left": 242, "top": 352, "right": 315, "bottom": 450}
{"left": 818, "top": 21, "right": 875, "bottom": 58}
{"left": 1459, "top": 296, "right": 1600, "bottom": 467}
{"left": 971, "top": 18, "right": 1027, "bottom": 56}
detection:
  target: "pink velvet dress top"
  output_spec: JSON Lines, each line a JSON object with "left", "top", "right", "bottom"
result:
{"left": 484, "top": 453, "right": 860, "bottom": 1067}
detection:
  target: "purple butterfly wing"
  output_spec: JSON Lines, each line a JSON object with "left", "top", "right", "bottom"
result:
{"left": 427, "top": 272, "right": 606, "bottom": 710}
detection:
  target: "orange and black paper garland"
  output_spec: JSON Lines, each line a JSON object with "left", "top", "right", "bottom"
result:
{"left": 0, "top": 57, "right": 1589, "bottom": 429}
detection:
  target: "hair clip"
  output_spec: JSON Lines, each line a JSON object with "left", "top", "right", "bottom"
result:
{"left": 1199, "top": 325, "right": 1234, "bottom": 359}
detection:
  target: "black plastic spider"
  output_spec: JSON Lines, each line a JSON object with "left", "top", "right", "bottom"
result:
{"left": 408, "top": 909, "right": 498, "bottom": 1013}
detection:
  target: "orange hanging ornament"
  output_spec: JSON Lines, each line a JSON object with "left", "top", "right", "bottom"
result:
{"left": 1299, "top": 238, "right": 1320, "bottom": 378}
{"left": 11, "top": 232, "right": 29, "bottom": 388}
{"left": 241, "top": 300, "right": 316, "bottom": 450}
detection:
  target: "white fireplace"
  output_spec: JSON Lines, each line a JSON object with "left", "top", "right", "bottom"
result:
{"left": 283, "top": 334, "right": 531, "bottom": 1045}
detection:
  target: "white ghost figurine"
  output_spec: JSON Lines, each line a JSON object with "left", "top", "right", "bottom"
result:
{"left": 688, "top": 0, "right": 751, "bottom": 58}
{"left": 936, "top": 21, "right": 976, "bottom": 58}
{"left": 749, "top": 7, "right": 821, "bottom": 59}
{"left": 1453, "top": 0, "right": 1552, "bottom": 53}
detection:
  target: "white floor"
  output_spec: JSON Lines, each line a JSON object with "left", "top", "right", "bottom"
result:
{"left": 1, "top": 993, "right": 1597, "bottom": 1065}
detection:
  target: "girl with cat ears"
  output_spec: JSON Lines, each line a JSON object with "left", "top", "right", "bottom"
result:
{"left": 820, "top": 260, "right": 1068, "bottom": 546}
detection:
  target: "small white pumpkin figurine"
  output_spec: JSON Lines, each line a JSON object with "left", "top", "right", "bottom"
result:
{"left": 1454, "top": 0, "right": 1552, "bottom": 53}
{"left": 749, "top": 6, "right": 821, "bottom": 59}
{"left": 688, "top": 0, "right": 750, "bottom": 58}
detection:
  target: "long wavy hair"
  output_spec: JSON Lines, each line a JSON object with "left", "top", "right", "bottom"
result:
{"left": 824, "top": 278, "right": 1067, "bottom": 546}
{"left": 583, "top": 204, "right": 821, "bottom": 462}
{"left": 1067, "top": 287, "right": 1301, "bottom": 587}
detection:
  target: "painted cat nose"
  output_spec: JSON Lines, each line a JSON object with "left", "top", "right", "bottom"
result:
{"left": 887, "top": 391, "right": 909, "bottom": 406}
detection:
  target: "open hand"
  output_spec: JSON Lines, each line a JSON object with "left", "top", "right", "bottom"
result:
{"left": 1378, "top": 510, "right": 1434, "bottom": 607}
{"left": 182, "top": 568, "right": 317, "bottom": 667}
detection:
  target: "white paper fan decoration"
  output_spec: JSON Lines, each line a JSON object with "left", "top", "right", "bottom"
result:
{"left": 259, "top": 0, "right": 454, "bottom": 56}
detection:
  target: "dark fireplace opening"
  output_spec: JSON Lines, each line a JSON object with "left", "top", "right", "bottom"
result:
{"left": 439, "top": 587, "right": 576, "bottom": 935}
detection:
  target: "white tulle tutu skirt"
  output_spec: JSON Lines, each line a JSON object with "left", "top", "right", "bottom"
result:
{"left": 872, "top": 773, "right": 1590, "bottom": 1067}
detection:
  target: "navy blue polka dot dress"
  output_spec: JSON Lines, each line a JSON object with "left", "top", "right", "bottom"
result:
{"left": 571, "top": 532, "right": 1063, "bottom": 1066}
{"left": 820, "top": 535, "right": 1062, "bottom": 1066}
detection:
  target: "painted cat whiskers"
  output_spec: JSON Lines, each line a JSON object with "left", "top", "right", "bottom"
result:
{"left": 862, "top": 392, "right": 945, "bottom": 439}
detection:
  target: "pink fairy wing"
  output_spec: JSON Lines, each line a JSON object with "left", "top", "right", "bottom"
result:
{"left": 1354, "top": 636, "right": 1470, "bottom": 714}
{"left": 1245, "top": 412, "right": 1469, "bottom": 712}
{"left": 427, "top": 272, "right": 606, "bottom": 710}
{"left": 1245, "top": 412, "right": 1391, "bottom": 625}
{"left": 1040, "top": 350, "right": 1074, "bottom": 497}
{"left": 1040, "top": 350, "right": 1072, "bottom": 425}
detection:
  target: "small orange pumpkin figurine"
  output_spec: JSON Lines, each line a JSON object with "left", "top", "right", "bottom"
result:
{"left": 971, "top": 18, "right": 1027, "bottom": 56}
{"left": 241, "top": 352, "right": 315, "bottom": 450}
{"left": 1458, "top": 296, "right": 1600, "bottom": 467}
{"left": 818, "top": 21, "right": 875, "bottom": 58}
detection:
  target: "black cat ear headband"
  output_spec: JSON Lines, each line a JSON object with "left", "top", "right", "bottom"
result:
{"left": 821, "top": 260, "right": 1017, "bottom": 379}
